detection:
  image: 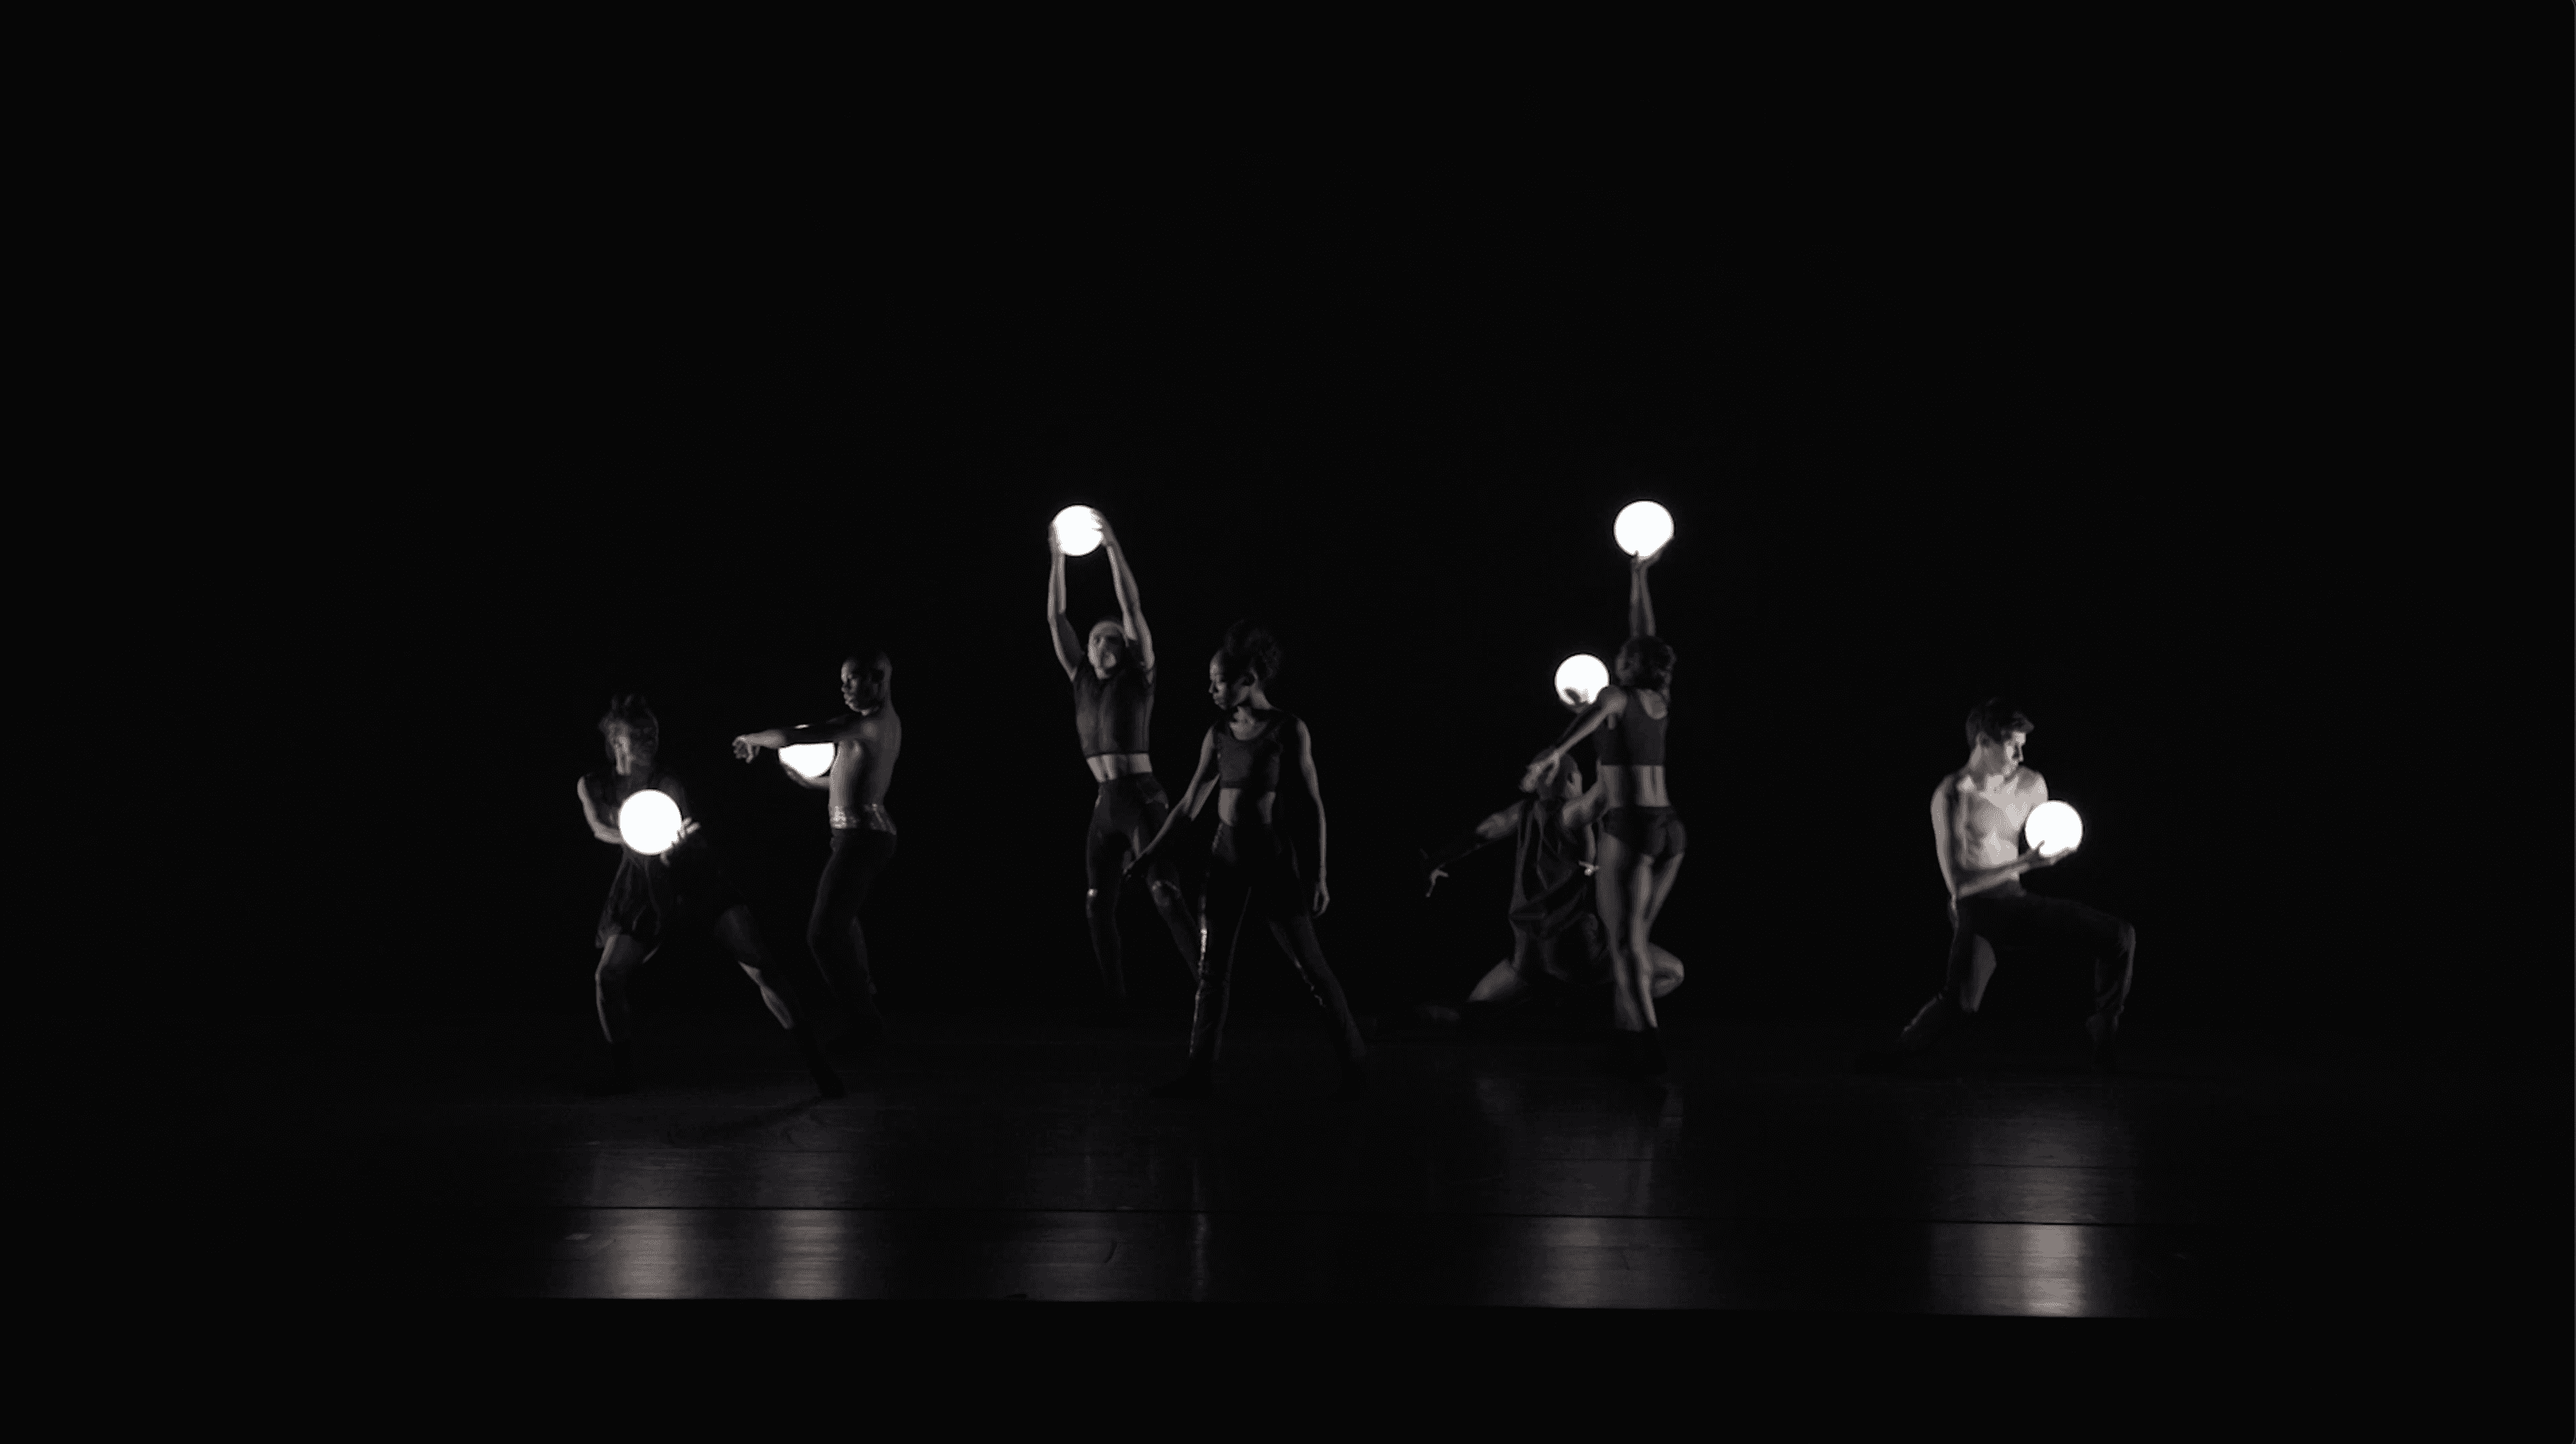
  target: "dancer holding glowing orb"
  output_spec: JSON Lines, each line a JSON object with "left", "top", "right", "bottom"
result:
{"left": 1613, "top": 500, "right": 1674, "bottom": 559}
{"left": 1885, "top": 699, "right": 2135, "bottom": 1073}
{"left": 733, "top": 647, "right": 903, "bottom": 1056}
{"left": 1126, "top": 621, "right": 1364, "bottom": 1099}
{"left": 1520, "top": 524, "right": 1682, "bottom": 1077}
{"left": 1554, "top": 653, "right": 1609, "bottom": 709}
{"left": 577, "top": 695, "right": 843, "bottom": 1098}
{"left": 1047, "top": 508, "right": 1203, "bottom": 1022}
{"left": 778, "top": 742, "right": 836, "bottom": 781}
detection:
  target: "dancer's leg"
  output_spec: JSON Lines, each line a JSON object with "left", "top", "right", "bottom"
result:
{"left": 1594, "top": 835, "right": 1655, "bottom": 1033}
{"left": 1644, "top": 943, "right": 1685, "bottom": 999}
{"left": 711, "top": 905, "right": 798, "bottom": 1029}
{"left": 808, "top": 831, "right": 896, "bottom": 1042}
{"left": 1135, "top": 785, "right": 1204, "bottom": 985}
{"left": 1268, "top": 914, "right": 1364, "bottom": 1062}
{"left": 1083, "top": 792, "right": 1133, "bottom": 1004}
{"left": 594, "top": 933, "right": 656, "bottom": 1044}
{"left": 1177, "top": 838, "right": 1253, "bottom": 1072}
{"left": 715, "top": 904, "right": 845, "bottom": 1096}
{"left": 1975, "top": 894, "right": 2136, "bottom": 1040}
{"left": 1468, "top": 959, "right": 1532, "bottom": 1004}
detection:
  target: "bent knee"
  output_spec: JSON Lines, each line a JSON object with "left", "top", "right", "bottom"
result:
{"left": 2115, "top": 920, "right": 2138, "bottom": 956}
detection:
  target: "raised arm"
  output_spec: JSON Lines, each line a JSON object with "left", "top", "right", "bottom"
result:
{"left": 1522, "top": 687, "right": 1630, "bottom": 788}
{"left": 1628, "top": 547, "right": 1661, "bottom": 638}
{"left": 1098, "top": 515, "right": 1155, "bottom": 674}
{"left": 1046, "top": 537, "right": 1081, "bottom": 681}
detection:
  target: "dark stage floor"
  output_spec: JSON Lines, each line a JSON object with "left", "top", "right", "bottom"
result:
{"left": 159, "top": 1002, "right": 2565, "bottom": 1427}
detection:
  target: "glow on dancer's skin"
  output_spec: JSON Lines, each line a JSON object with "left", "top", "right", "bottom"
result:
{"left": 780, "top": 742, "right": 834, "bottom": 779}
{"left": 2024, "top": 799, "right": 2084, "bottom": 858}
{"left": 1613, "top": 501, "right": 1672, "bottom": 558}
{"left": 1554, "top": 653, "right": 1608, "bottom": 709}
{"left": 617, "top": 789, "right": 685, "bottom": 855}
{"left": 1051, "top": 506, "right": 1104, "bottom": 557}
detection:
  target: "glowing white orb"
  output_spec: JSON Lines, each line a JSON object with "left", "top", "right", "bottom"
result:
{"left": 1554, "top": 653, "right": 1609, "bottom": 708}
{"left": 1051, "top": 506, "right": 1103, "bottom": 557}
{"left": 780, "top": 742, "right": 835, "bottom": 779}
{"left": 2024, "top": 800, "right": 2083, "bottom": 858}
{"left": 1613, "top": 501, "right": 1674, "bottom": 558}
{"left": 617, "top": 788, "right": 684, "bottom": 856}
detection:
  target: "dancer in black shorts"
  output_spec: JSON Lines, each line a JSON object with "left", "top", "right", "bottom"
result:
{"left": 578, "top": 695, "right": 843, "bottom": 1097}
{"left": 733, "top": 647, "right": 901, "bottom": 1055}
{"left": 1879, "top": 697, "right": 2137, "bottom": 1073}
{"left": 1521, "top": 539, "right": 1683, "bottom": 1076}
{"left": 1421, "top": 753, "right": 1685, "bottom": 1025}
{"left": 1128, "top": 621, "right": 1364, "bottom": 1099}
{"left": 1048, "top": 509, "right": 1201, "bottom": 1020}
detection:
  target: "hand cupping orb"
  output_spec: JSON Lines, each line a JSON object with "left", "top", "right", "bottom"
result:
{"left": 617, "top": 789, "right": 685, "bottom": 856}
{"left": 2024, "top": 800, "right": 2083, "bottom": 858}
{"left": 780, "top": 742, "right": 835, "bottom": 780}
{"left": 1051, "top": 506, "right": 1103, "bottom": 558}
{"left": 1613, "top": 501, "right": 1673, "bottom": 558}
{"left": 1554, "top": 653, "right": 1609, "bottom": 708}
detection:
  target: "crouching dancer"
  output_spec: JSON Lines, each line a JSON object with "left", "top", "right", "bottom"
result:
{"left": 1883, "top": 697, "right": 2135, "bottom": 1073}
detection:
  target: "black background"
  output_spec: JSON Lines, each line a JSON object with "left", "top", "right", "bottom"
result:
{"left": 105, "top": 27, "right": 2564, "bottom": 1049}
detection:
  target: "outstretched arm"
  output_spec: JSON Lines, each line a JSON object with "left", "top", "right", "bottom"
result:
{"left": 1424, "top": 801, "right": 1527, "bottom": 896}
{"left": 1129, "top": 728, "right": 1220, "bottom": 876}
{"left": 1522, "top": 688, "right": 1628, "bottom": 789}
{"left": 1046, "top": 537, "right": 1081, "bottom": 681}
{"left": 734, "top": 713, "right": 873, "bottom": 760}
{"left": 1098, "top": 515, "right": 1155, "bottom": 674}
{"left": 1628, "top": 546, "right": 1662, "bottom": 638}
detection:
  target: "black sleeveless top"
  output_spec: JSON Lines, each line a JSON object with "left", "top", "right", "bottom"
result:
{"left": 1594, "top": 687, "right": 1668, "bottom": 767}
{"left": 1214, "top": 710, "right": 1291, "bottom": 794}
{"left": 1074, "top": 662, "right": 1154, "bottom": 757}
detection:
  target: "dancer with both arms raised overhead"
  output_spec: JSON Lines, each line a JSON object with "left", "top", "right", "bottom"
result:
{"left": 1519, "top": 540, "right": 1685, "bottom": 1077}
{"left": 1047, "top": 509, "right": 1203, "bottom": 1022}
{"left": 577, "top": 694, "right": 843, "bottom": 1098}
{"left": 731, "top": 646, "right": 902, "bottom": 1057}
{"left": 1126, "top": 621, "right": 1365, "bottom": 1100}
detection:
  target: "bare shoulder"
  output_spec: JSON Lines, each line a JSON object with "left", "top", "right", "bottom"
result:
{"left": 1929, "top": 770, "right": 1964, "bottom": 811}
{"left": 2019, "top": 767, "right": 2048, "bottom": 799}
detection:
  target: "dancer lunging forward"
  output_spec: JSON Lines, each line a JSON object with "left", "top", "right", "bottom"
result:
{"left": 1421, "top": 752, "right": 1685, "bottom": 1026}
{"left": 1884, "top": 698, "right": 2135, "bottom": 1073}
{"left": 1521, "top": 540, "right": 1683, "bottom": 1076}
{"left": 579, "top": 694, "right": 842, "bottom": 1097}
{"left": 1129, "top": 621, "right": 1364, "bottom": 1099}
{"left": 1048, "top": 509, "right": 1202, "bottom": 1021}
{"left": 733, "top": 647, "right": 903, "bottom": 1055}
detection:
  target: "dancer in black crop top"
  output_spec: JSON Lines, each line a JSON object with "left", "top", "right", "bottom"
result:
{"left": 1049, "top": 509, "right": 1202, "bottom": 1021}
{"left": 579, "top": 694, "right": 843, "bottom": 1099}
{"left": 1522, "top": 535, "right": 1686, "bottom": 1077}
{"left": 1128, "top": 620, "right": 1364, "bottom": 1099}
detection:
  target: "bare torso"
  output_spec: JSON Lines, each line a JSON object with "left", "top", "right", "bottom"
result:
{"left": 1217, "top": 708, "right": 1280, "bottom": 827}
{"left": 1600, "top": 687, "right": 1672, "bottom": 809}
{"left": 1940, "top": 765, "right": 2046, "bottom": 874}
{"left": 1086, "top": 752, "right": 1153, "bottom": 782}
{"left": 829, "top": 706, "right": 902, "bottom": 814}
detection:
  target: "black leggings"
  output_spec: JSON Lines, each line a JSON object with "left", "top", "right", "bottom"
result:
{"left": 1949, "top": 881, "right": 2136, "bottom": 1031}
{"left": 1187, "top": 822, "right": 1359, "bottom": 1065}
{"left": 1084, "top": 775, "right": 1201, "bottom": 998}
{"left": 809, "top": 827, "right": 896, "bottom": 1018}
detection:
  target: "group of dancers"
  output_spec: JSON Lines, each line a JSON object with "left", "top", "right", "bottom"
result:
{"left": 575, "top": 507, "right": 2137, "bottom": 1099}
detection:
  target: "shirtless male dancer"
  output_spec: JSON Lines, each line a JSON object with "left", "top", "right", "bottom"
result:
{"left": 578, "top": 694, "right": 844, "bottom": 1097}
{"left": 733, "top": 648, "right": 902, "bottom": 1053}
{"left": 1887, "top": 697, "right": 2136, "bottom": 1073}
{"left": 1521, "top": 540, "right": 1685, "bottom": 1076}
{"left": 1419, "top": 754, "right": 1685, "bottom": 1025}
{"left": 1049, "top": 509, "right": 1201, "bottom": 1020}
